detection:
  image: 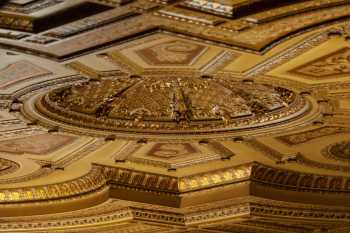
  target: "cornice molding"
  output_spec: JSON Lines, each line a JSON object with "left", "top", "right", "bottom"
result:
{"left": 3, "top": 161, "right": 350, "bottom": 208}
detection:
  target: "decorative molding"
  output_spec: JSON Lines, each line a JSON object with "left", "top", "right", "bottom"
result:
{"left": 0, "top": 166, "right": 106, "bottom": 203}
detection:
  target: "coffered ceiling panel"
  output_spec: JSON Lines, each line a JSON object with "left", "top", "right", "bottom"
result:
{"left": 1, "top": 1, "right": 350, "bottom": 233}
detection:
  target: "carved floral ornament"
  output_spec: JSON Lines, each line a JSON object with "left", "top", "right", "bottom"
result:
{"left": 30, "top": 75, "right": 313, "bottom": 139}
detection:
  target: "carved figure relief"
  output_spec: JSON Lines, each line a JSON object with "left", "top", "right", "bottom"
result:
{"left": 291, "top": 48, "right": 350, "bottom": 78}
{"left": 146, "top": 143, "right": 198, "bottom": 159}
{"left": 0, "top": 134, "right": 76, "bottom": 155}
{"left": 277, "top": 127, "right": 349, "bottom": 145}
{"left": 136, "top": 40, "right": 207, "bottom": 66}
{"left": 0, "top": 60, "right": 51, "bottom": 89}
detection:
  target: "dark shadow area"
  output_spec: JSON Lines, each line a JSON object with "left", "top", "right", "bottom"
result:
{"left": 32, "top": 2, "right": 113, "bottom": 32}
{"left": 230, "top": 0, "right": 311, "bottom": 18}
{"left": 0, "top": 0, "right": 9, "bottom": 7}
{"left": 179, "top": 0, "right": 311, "bottom": 19}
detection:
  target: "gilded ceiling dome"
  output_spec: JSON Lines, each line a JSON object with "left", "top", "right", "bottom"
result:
{"left": 35, "top": 75, "right": 308, "bottom": 136}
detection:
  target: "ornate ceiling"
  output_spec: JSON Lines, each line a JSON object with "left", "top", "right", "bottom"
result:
{"left": 1, "top": 0, "right": 350, "bottom": 232}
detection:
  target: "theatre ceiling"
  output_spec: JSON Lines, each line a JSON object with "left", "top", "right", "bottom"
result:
{"left": 2, "top": 0, "right": 350, "bottom": 232}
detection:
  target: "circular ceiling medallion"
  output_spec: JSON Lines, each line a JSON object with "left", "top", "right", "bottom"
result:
{"left": 32, "top": 75, "right": 310, "bottom": 138}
